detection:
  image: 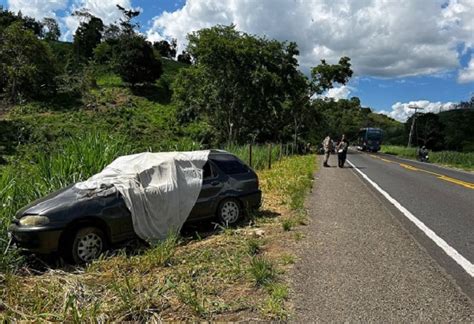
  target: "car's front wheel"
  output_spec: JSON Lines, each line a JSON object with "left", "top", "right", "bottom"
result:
{"left": 217, "top": 198, "right": 242, "bottom": 226}
{"left": 70, "top": 227, "right": 107, "bottom": 264}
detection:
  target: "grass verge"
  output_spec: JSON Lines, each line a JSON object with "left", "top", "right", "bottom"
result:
{"left": 0, "top": 154, "right": 315, "bottom": 321}
{"left": 380, "top": 145, "right": 474, "bottom": 171}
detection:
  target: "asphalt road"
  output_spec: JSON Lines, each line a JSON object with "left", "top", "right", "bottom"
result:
{"left": 346, "top": 149, "right": 474, "bottom": 297}
{"left": 292, "top": 154, "right": 473, "bottom": 321}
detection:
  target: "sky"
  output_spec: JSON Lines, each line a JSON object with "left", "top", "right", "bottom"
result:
{"left": 1, "top": 0, "right": 474, "bottom": 122}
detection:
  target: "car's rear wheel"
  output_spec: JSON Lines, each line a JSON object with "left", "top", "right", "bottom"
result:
{"left": 217, "top": 198, "right": 241, "bottom": 226}
{"left": 70, "top": 227, "right": 107, "bottom": 264}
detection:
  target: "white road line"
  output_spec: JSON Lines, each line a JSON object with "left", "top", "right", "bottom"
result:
{"left": 346, "top": 159, "right": 474, "bottom": 278}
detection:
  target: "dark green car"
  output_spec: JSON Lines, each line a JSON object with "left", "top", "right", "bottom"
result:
{"left": 9, "top": 151, "right": 261, "bottom": 263}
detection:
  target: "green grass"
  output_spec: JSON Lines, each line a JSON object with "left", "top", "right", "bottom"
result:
{"left": 224, "top": 143, "right": 296, "bottom": 170}
{"left": 249, "top": 256, "right": 276, "bottom": 286}
{"left": 381, "top": 145, "right": 474, "bottom": 170}
{"left": 0, "top": 154, "right": 316, "bottom": 321}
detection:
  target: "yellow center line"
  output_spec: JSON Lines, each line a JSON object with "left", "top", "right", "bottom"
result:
{"left": 367, "top": 154, "right": 474, "bottom": 190}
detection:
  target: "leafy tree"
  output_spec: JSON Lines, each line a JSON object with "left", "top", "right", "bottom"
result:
{"left": 0, "top": 6, "right": 43, "bottom": 36}
{"left": 114, "top": 34, "right": 162, "bottom": 86}
{"left": 412, "top": 113, "right": 444, "bottom": 150}
{"left": 153, "top": 39, "right": 177, "bottom": 59}
{"left": 310, "top": 57, "right": 353, "bottom": 96}
{"left": 0, "top": 22, "right": 58, "bottom": 102}
{"left": 438, "top": 108, "right": 474, "bottom": 151}
{"left": 116, "top": 5, "right": 140, "bottom": 36}
{"left": 72, "top": 11, "right": 104, "bottom": 60}
{"left": 177, "top": 50, "right": 192, "bottom": 64}
{"left": 173, "top": 25, "right": 307, "bottom": 144}
{"left": 42, "top": 17, "right": 60, "bottom": 41}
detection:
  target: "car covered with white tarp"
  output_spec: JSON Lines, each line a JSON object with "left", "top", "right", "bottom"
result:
{"left": 9, "top": 150, "right": 261, "bottom": 263}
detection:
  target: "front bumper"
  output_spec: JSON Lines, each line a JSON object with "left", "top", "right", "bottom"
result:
{"left": 9, "top": 223, "right": 64, "bottom": 254}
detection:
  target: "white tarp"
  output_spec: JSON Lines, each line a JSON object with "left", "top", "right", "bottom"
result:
{"left": 75, "top": 151, "right": 210, "bottom": 240}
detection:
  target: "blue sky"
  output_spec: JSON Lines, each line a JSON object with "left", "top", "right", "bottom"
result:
{"left": 2, "top": 0, "right": 474, "bottom": 121}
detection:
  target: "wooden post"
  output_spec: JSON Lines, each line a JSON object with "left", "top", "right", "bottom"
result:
{"left": 248, "top": 143, "right": 253, "bottom": 168}
{"left": 268, "top": 143, "right": 272, "bottom": 169}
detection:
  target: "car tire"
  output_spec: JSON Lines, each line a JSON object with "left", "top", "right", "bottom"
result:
{"left": 69, "top": 227, "right": 108, "bottom": 264}
{"left": 217, "top": 198, "right": 242, "bottom": 226}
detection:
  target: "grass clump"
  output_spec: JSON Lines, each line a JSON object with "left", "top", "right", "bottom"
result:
{"left": 142, "top": 232, "right": 179, "bottom": 267}
{"left": 280, "top": 253, "right": 296, "bottom": 265}
{"left": 262, "top": 283, "right": 289, "bottom": 319}
{"left": 246, "top": 238, "right": 262, "bottom": 255}
{"left": 249, "top": 256, "right": 276, "bottom": 286}
{"left": 281, "top": 218, "right": 294, "bottom": 231}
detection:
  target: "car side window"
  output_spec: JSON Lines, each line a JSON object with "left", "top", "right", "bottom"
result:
{"left": 202, "top": 161, "right": 216, "bottom": 179}
{"left": 211, "top": 156, "right": 249, "bottom": 175}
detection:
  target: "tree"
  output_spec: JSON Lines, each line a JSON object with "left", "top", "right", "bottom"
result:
{"left": 42, "top": 17, "right": 60, "bottom": 41}
{"left": 72, "top": 12, "right": 104, "bottom": 60}
{"left": 0, "top": 22, "right": 58, "bottom": 102}
{"left": 414, "top": 113, "right": 444, "bottom": 150}
{"left": 173, "top": 25, "right": 307, "bottom": 144}
{"left": 177, "top": 50, "right": 192, "bottom": 64}
{"left": 0, "top": 6, "right": 43, "bottom": 36}
{"left": 310, "top": 57, "right": 353, "bottom": 96}
{"left": 116, "top": 5, "right": 140, "bottom": 36}
{"left": 114, "top": 34, "right": 162, "bottom": 86}
{"left": 153, "top": 39, "right": 177, "bottom": 59}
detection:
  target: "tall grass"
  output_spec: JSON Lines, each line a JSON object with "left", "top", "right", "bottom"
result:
{"left": 0, "top": 134, "right": 300, "bottom": 272}
{"left": 381, "top": 145, "right": 474, "bottom": 170}
{"left": 224, "top": 143, "right": 295, "bottom": 170}
{"left": 0, "top": 132, "right": 130, "bottom": 272}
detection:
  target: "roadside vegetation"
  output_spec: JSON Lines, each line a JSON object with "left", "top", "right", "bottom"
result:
{"left": 0, "top": 154, "right": 315, "bottom": 321}
{"left": 380, "top": 145, "right": 474, "bottom": 171}
{"left": 1, "top": 4, "right": 473, "bottom": 320}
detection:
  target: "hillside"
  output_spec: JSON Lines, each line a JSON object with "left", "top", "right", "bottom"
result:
{"left": 0, "top": 58, "right": 203, "bottom": 164}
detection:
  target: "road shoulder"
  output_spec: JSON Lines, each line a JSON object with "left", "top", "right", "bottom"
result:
{"left": 290, "top": 156, "right": 473, "bottom": 322}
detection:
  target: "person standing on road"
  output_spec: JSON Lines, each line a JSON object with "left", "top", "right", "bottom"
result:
{"left": 322, "top": 135, "right": 333, "bottom": 167}
{"left": 336, "top": 135, "right": 349, "bottom": 168}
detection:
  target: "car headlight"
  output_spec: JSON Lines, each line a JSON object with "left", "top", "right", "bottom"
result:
{"left": 19, "top": 215, "right": 50, "bottom": 226}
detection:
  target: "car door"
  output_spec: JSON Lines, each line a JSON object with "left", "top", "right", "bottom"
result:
{"left": 189, "top": 161, "right": 225, "bottom": 220}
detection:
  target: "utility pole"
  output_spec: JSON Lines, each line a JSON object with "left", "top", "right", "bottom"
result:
{"left": 407, "top": 105, "right": 424, "bottom": 147}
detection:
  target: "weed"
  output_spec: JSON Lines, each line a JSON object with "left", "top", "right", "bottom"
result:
{"left": 141, "top": 232, "right": 179, "bottom": 267}
{"left": 261, "top": 283, "right": 289, "bottom": 319}
{"left": 281, "top": 218, "right": 294, "bottom": 231}
{"left": 280, "top": 254, "right": 296, "bottom": 265}
{"left": 249, "top": 256, "right": 276, "bottom": 286}
{"left": 246, "top": 238, "right": 262, "bottom": 255}
{"left": 293, "top": 232, "right": 305, "bottom": 242}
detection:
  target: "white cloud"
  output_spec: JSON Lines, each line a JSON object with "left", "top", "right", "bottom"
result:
{"left": 8, "top": 0, "right": 68, "bottom": 19}
{"left": 324, "top": 85, "right": 352, "bottom": 101}
{"left": 146, "top": 0, "right": 474, "bottom": 79}
{"left": 458, "top": 56, "right": 474, "bottom": 83}
{"left": 62, "top": 0, "right": 133, "bottom": 40}
{"left": 380, "top": 100, "right": 457, "bottom": 122}
{"left": 441, "top": 0, "right": 474, "bottom": 50}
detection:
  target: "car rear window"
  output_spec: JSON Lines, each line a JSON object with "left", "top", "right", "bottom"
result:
{"left": 211, "top": 155, "right": 249, "bottom": 175}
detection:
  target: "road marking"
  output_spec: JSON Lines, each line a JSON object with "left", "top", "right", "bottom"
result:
{"left": 347, "top": 159, "right": 474, "bottom": 278}
{"left": 399, "top": 163, "right": 420, "bottom": 171}
{"left": 369, "top": 154, "right": 474, "bottom": 190}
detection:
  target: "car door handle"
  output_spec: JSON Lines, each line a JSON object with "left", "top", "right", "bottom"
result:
{"left": 211, "top": 181, "right": 220, "bottom": 186}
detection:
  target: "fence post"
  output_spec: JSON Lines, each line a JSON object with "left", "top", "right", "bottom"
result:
{"left": 248, "top": 143, "right": 253, "bottom": 168}
{"left": 279, "top": 143, "right": 283, "bottom": 161}
{"left": 268, "top": 143, "right": 272, "bottom": 169}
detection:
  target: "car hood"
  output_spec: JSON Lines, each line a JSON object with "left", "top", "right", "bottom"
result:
{"left": 15, "top": 185, "right": 116, "bottom": 219}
